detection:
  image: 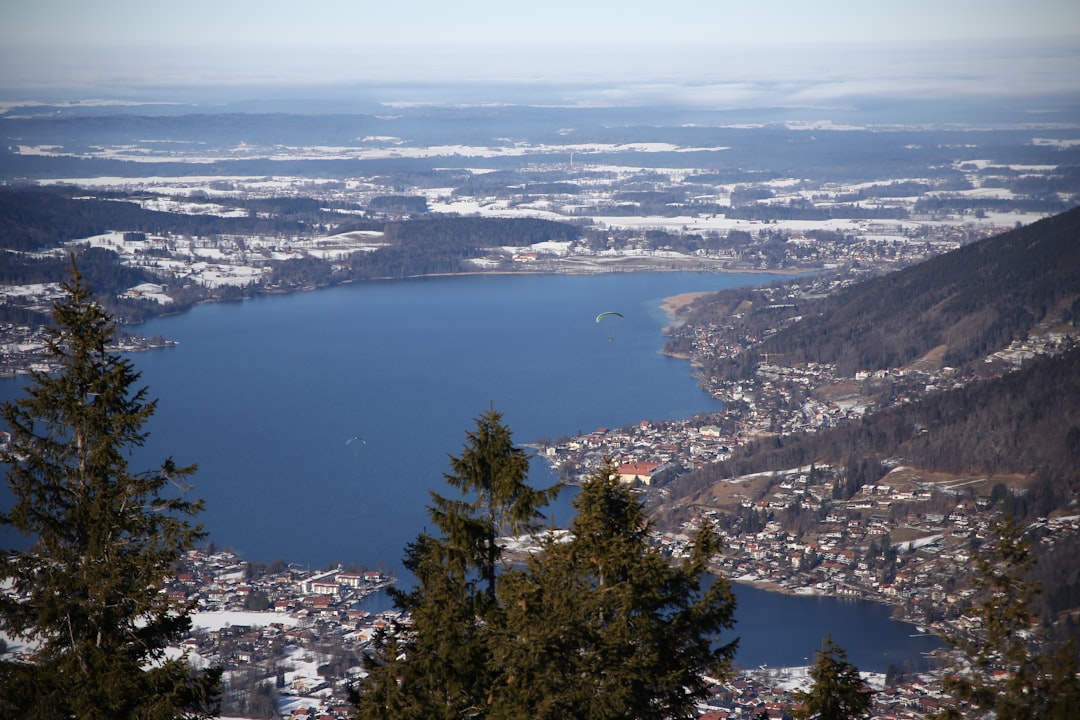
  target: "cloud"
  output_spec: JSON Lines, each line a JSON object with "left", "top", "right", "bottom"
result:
{"left": 2, "top": 33, "right": 1077, "bottom": 124}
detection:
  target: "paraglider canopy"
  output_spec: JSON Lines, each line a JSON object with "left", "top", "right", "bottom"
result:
{"left": 596, "top": 311, "right": 624, "bottom": 342}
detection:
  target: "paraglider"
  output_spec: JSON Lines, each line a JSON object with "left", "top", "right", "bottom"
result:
{"left": 346, "top": 436, "right": 367, "bottom": 456}
{"left": 595, "top": 311, "right": 624, "bottom": 341}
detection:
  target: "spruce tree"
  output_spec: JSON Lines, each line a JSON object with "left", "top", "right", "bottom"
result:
{"left": 355, "top": 426, "right": 740, "bottom": 720}
{"left": 0, "top": 260, "right": 220, "bottom": 719}
{"left": 354, "top": 407, "right": 560, "bottom": 720}
{"left": 792, "top": 637, "right": 873, "bottom": 720}
{"left": 492, "top": 458, "right": 739, "bottom": 719}
{"left": 432, "top": 404, "right": 561, "bottom": 603}
{"left": 937, "top": 516, "right": 1080, "bottom": 719}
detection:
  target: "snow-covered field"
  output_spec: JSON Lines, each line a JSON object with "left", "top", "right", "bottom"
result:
{"left": 188, "top": 610, "right": 300, "bottom": 631}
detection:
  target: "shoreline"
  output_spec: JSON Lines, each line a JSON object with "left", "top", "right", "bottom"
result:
{"left": 727, "top": 575, "right": 945, "bottom": 640}
{"left": 660, "top": 291, "right": 713, "bottom": 318}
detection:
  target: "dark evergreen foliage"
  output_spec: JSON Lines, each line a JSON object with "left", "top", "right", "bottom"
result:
{"left": 355, "top": 408, "right": 559, "bottom": 720}
{"left": 792, "top": 637, "right": 873, "bottom": 720}
{"left": 367, "top": 195, "right": 429, "bottom": 214}
{"left": 673, "top": 207, "right": 1080, "bottom": 377}
{"left": 0, "top": 186, "right": 582, "bottom": 320}
{"left": 381, "top": 215, "right": 579, "bottom": 247}
{"left": 492, "top": 458, "right": 738, "bottom": 720}
{"left": 354, "top": 420, "right": 736, "bottom": 720}
{"left": 346, "top": 216, "right": 580, "bottom": 279}
{"left": 0, "top": 186, "right": 312, "bottom": 252}
{"left": 762, "top": 206, "right": 1080, "bottom": 374}
{"left": 0, "top": 259, "right": 220, "bottom": 719}
{"left": 937, "top": 518, "right": 1080, "bottom": 719}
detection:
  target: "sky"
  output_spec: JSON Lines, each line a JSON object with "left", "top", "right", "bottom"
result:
{"left": 2, "top": 0, "right": 1079, "bottom": 110}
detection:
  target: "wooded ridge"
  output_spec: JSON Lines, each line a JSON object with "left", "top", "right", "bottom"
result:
{"left": 672, "top": 206, "right": 1080, "bottom": 378}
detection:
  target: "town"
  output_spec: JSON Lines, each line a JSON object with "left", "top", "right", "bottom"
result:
{"left": 109, "top": 497, "right": 1075, "bottom": 719}
{"left": 2, "top": 129, "right": 1076, "bottom": 717}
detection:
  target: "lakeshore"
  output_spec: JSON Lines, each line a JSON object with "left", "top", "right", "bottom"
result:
{"left": 150, "top": 547, "right": 948, "bottom": 719}
{"left": 0, "top": 270, "right": 987, "bottom": 718}
{"left": 660, "top": 291, "right": 713, "bottom": 317}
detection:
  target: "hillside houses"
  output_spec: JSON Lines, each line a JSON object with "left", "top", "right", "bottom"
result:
{"left": 158, "top": 497, "right": 1080, "bottom": 719}
{"left": 160, "top": 550, "right": 398, "bottom": 718}
{"left": 540, "top": 414, "right": 736, "bottom": 482}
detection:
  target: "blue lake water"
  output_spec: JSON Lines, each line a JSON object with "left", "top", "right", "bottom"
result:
{"left": 0, "top": 271, "right": 941, "bottom": 670}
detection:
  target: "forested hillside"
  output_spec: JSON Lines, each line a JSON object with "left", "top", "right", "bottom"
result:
{"left": 0, "top": 186, "right": 335, "bottom": 252}
{"left": 345, "top": 216, "right": 580, "bottom": 279}
{"left": 671, "top": 345, "right": 1080, "bottom": 515}
{"left": 662, "top": 343, "right": 1080, "bottom": 633}
{"left": 768, "top": 206, "right": 1080, "bottom": 373}
{"left": 674, "top": 206, "right": 1080, "bottom": 377}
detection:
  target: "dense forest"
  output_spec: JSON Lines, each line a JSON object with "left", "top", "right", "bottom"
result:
{"left": 0, "top": 186, "right": 344, "bottom": 252}
{"left": 345, "top": 216, "right": 580, "bottom": 279}
{"left": 665, "top": 208, "right": 1080, "bottom": 505}
{"left": 0, "top": 246, "right": 191, "bottom": 325}
{"left": 762, "top": 207, "right": 1080, "bottom": 373}
{"left": 661, "top": 210, "right": 1080, "bottom": 627}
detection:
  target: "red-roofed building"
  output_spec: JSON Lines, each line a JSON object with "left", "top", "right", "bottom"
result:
{"left": 617, "top": 461, "right": 662, "bottom": 486}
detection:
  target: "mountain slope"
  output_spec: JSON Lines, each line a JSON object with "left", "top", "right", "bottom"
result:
{"left": 757, "top": 206, "right": 1080, "bottom": 375}
{"left": 665, "top": 206, "right": 1080, "bottom": 513}
{"left": 678, "top": 345, "right": 1079, "bottom": 492}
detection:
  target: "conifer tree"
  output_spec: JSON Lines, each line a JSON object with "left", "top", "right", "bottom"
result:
{"left": 492, "top": 458, "right": 739, "bottom": 720}
{"left": 355, "top": 427, "right": 740, "bottom": 720}
{"left": 354, "top": 407, "right": 560, "bottom": 720}
{"left": 792, "top": 636, "right": 873, "bottom": 720}
{"left": 432, "top": 405, "right": 561, "bottom": 603}
{"left": 937, "top": 516, "right": 1080, "bottom": 719}
{"left": 0, "top": 259, "right": 220, "bottom": 719}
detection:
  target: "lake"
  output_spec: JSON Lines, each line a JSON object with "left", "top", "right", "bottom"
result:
{"left": 0, "top": 270, "right": 941, "bottom": 670}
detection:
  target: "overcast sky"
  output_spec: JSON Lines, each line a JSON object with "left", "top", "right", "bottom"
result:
{"left": 2, "top": 0, "right": 1079, "bottom": 107}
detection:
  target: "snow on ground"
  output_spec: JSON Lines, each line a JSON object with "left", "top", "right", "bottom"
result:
{"left": 748, "top": 665, "right": 883, "bottom": 694}
{"left": 894, "top": 534, "right": 944, "bottom": 552}
{"left": 138, "top": 197, "right": 250, "bottom": 217}
{"left": 126, "top": 283, "right": 173, "bottom": 304}
{"left": 0, "top": 282, "right": 63, "bottom": 299}
{"left": 189, "top": 610, "right": 299, "bottom": 631}
{"left": 1032, "top": 138, "right": 1080, "bottom": 148}
{"left": 758, "top": 664, "right": 812, "bottom": 692}
{"left": 525, "top": 240, "right": 573, "bottom": 255}
{"left": 277, "top": 649, "right": 334, "bottom": 714}
{"left": 34, "top": 167, "right": 1054, "bottom": 241}
{"left": 191, "top": 247, "right": 229, "bottom": 260}
{"left": 23, "top": 140, "right": 729, "bottom": 164}
{"left": 188, "top": 262, "right": 265, "bottom": 288}
{"left": 466, "top": 257, "right": 502, "bottom": 268}
{"left": 426, "top": 196, "right": 566, "bottom": 222}
{"left": 498, "top": 529, "right": 571, "bottom": 554}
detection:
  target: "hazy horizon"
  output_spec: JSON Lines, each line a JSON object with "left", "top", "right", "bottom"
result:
{"left": 3, "top": 2, "right": 1079, "bottom": 124}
